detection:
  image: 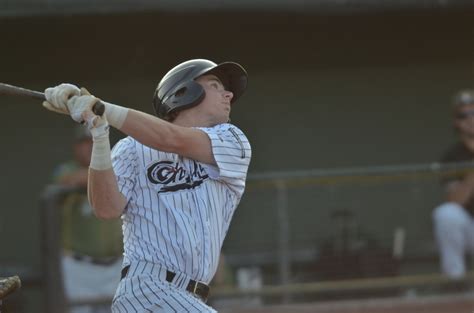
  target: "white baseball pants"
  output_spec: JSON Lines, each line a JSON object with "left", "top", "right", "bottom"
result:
{"left": 112, "top": 262, "right": 217, "bottom": 313}
{"left": 432, "top": 202, "right": 474, "bottom": 278}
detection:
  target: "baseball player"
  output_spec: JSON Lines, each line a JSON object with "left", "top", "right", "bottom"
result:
{"left": 42, "top": 59, "right": 252, "bottom": 312}
{"left": 433, "top": 89, "right": 474, "bottom": 279}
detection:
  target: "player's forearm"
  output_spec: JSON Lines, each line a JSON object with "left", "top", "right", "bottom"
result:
{"left": 81, "top": 96, "right": 180, "bottom": 152}
{"left": 120, "top": 110, "right": 181, "bottom": 150}
{"left": 120, "top": 110, "right": 215, "bottom": 164}
{"left": 88, "top": 168, "right": 127, "bottom": 219}
{"left": 86, "top": 120, "right": 127, "bottom": 219}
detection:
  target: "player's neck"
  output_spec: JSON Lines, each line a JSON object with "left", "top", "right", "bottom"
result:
{"left": 173, "top": 112, "right": 218, "bottom": 128}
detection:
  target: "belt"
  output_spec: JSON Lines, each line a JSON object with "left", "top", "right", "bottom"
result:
{"left": 121, "top": 264, "right": 210, "bottom": 303}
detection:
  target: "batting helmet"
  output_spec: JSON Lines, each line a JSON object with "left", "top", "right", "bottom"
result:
{"left": 152, "top": 59, "right": 248, "bottom": 119}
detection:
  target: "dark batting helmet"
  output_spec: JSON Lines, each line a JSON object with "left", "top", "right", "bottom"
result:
{"left": 152, "top": 59, "right": 248, "bottom": 119}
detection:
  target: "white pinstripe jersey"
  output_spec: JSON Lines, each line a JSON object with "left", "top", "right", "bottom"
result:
{"left": 111, "top": 123, "right": 251, "bottom": 284}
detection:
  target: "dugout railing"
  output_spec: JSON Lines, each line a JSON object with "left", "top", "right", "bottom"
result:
{"left": 215, "top": 161, "right": 474, "bottom": 305}
{"left": 39, "top": 162, "right": 474, "bottom": 311}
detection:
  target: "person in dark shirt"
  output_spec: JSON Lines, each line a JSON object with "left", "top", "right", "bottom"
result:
{"left": 433, "top": 89, "right": 474, "bottom": 279}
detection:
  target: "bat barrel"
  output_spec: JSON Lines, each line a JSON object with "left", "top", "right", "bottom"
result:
{"left": 0, "top": 83, "right": 45, "bottom": 100}
{"left": 0, "top": 82, "right": 105, "bottom": 116}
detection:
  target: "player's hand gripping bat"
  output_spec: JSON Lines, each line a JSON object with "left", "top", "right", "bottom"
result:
{"left": 0, "top": 82, "right": 105, "bottom": 116}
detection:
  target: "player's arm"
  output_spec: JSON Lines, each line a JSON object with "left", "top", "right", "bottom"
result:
{"left": 88, "top": 168, "right": 127, "bottom": 220}
{"left": 120, "top": 109, "right": 215, "bottom": 166}
{"left": 82, "top": 104, "right": 127, "bottom": 219}
{"left": 85, "top": 110, "right": 213, "bottom": 218}
{"left": 445, "top": 172, "right": 474, "bottom": 206}
{"left": 42, "top": 84, "right": 215, "bottom": 166}
{"left": 64, "top": 91, "right": 127, "bottom": 219}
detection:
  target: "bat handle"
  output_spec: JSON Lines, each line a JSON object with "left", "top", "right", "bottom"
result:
{"left": 0, "top": 82, "right": 106, "bottom": 116}
{"left": 67, "top": 95, "right": 105, "bottom": 116}
{"left": 93, "top": 101, "right": 105, "bottom": 116}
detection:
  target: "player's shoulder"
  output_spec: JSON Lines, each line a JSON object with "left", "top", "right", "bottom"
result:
{"left": 114, "top": 135, "right": 134, "bottom": 146}
{"left": 113, "top": 136, "right": 166, "bottom": 158}
{"left": 200, "top": 123, "right": 247, "bottom": 136}
{"left": 199, "top": 124, "right": 250, "bottom": 148}
{"left": 112, "top": 136, "right": 140, "bottom": 153}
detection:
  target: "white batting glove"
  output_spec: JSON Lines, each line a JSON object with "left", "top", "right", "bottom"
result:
{"left": 43, "top": 83, "right": 81, "bottom": 115}
{"left": 66, "top": 91, "right": 100, "bottom": 124}
{"left": 66, "top": 87, "right": 129, "bottom": 129}
{"left": 82, "top": 106, "right": 110, "bottom": 140}
{"left": 80, "top": 95, "right": 112, "bottom": 170}
{"left": 74, "top": 88, "right": 112, "bottom": 170}
{"left": 86, "top": 111, "right": 112, "bottom": 170}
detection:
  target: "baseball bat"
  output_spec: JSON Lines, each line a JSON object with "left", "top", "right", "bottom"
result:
{"left": 0, "top": 82, "right": 105, "bottom": 116}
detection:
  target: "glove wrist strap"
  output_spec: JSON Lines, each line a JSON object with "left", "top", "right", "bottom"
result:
{"left": 104, "top": 102, "right": 128, "bottom": 129}
{"left": 90, "top": 133, "right": 112, "bottom": 171}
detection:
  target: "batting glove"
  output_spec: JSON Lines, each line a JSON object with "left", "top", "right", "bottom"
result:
{"left": 79, "top": 88, "right": 110, "bottom": 140}
{"left": 67, "top": 87, "right": 129, "bottom": 130}
{"left": 66, "top": 87, "right": 103, "bottom": 124}
{"left": 43, "top": 83, "right": 81, "bottom": 115}
{"left": 70, "top": 88, "right": 113, "bottom": 170}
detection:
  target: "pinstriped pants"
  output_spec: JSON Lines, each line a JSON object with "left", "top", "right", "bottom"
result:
{"left": 112, "top": 262, "right": 217, "bottom": 313}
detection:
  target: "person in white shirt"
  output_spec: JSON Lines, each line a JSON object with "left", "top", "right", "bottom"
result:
{"left": 42, "top": 59, "right": 252, "bottom": 312}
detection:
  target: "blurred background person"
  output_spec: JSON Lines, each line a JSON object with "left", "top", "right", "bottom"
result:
{"left": 51, "top": 125, "right": 123, "bottom": 313}
{"left": 433, "top": 89, "right": 474, "bottom": 279}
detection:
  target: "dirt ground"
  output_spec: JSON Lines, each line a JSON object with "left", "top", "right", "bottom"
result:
{"left": 218, "top": 292, "right": 474, "bottom": 313}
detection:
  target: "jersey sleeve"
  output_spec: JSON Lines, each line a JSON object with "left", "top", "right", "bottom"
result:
{"left": 198, "top": 124, "right": 252, "bottom": 192}
{"left": 111, "top": 136, "right": 138, "bottom": 201}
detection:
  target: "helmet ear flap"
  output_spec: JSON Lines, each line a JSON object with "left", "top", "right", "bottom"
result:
{"left": 160, "top": 80, "right": 205, "bottom": 118}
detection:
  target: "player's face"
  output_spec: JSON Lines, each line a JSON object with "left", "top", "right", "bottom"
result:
{"left": 195, "top": 74, "right": 234, "bottom": 124}
{"left": 454, "top": 103, "right": 474, "bottom": 138}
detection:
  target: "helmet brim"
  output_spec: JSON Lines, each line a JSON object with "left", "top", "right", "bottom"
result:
{"left": 201, "top": 62, "right": 248, "bottom": 104}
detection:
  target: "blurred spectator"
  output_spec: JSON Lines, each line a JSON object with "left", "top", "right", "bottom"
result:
{"left": 433, "top": 89, "right": 474, "bottom": 279}
{"left": 52, "top": 125, "right": 123, "bottom": 313}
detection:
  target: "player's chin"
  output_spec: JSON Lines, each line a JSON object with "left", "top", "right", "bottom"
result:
{"left": 217, "top": 113, "right": 230, "bottom": 124}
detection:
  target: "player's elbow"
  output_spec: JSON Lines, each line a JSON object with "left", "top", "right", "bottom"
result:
{"left": 91, "top": 199, "right": 124, "bottom": 220}
{"left": 93, "top": 206, "right": 122, "bottom": 220}
{"left": 88, "top": 186, "right": 126, "bottom": 220}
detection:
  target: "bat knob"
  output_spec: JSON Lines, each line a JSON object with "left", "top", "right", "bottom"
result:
{"left": 92, "top": 102, "right": 105, "bottom": 116}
